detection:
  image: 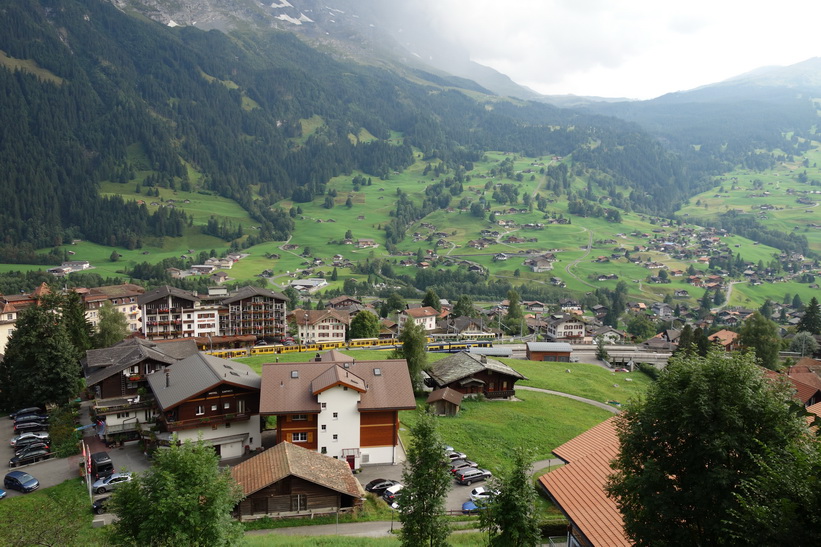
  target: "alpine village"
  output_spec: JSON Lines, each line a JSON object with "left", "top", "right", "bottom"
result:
{"left": 2, "top": 1, "right": 821, "bottom": 546}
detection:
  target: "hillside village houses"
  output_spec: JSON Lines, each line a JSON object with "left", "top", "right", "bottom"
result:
{"left": 398, "top": 306, "right": 441, "bottom": 332}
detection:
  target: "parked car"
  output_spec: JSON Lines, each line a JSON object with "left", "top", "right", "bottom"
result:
{"left": 14, "top": 442, "right": 50, "bottom": 458}
{"left": 9, "top": 407, "right": 43, "bottom": 420}
{"left": 92, "top": 496, "right": 110, "bottom": 515}
{"left": 444, "top": 451, "right": 468, "bottom": 462}
{"left": 382, "top": 483, "right": 404, "bottom": 504}
{"left": 461, "top": 500, "right": 484, "bottom": 514}
{"left": 3, "top": 471, "right": 39, "bottom": 493}
{"left": 10, "top": 432, "right": 50, "bottom": 448}
{"left": 13, "top": 414, "right": 48, "bottom": 426}
{"left": 449, "top": 459, "right": 479, "bottom": 474}
{"left": 90, "top": 452, "right": 114, "bottom": 480}
{"left": 9, "top": 447, "right": 52, "bottom": 468}
{"left": 455, "top": 468, "right": 492, "bottom": 485}
{"left": 364, "top": 478, "right": 399, "bottom": 496}
{"left": 13, "top": 420, "right": 49, "bottom": 434}
{"left": 0, "top": 489, "right": 6, "bottom": 499}
{"left": 469, "top": 486, "right": 499, "bottom": 502}
{"left": 92, "top": 472, "right": 132, "bottom": 494}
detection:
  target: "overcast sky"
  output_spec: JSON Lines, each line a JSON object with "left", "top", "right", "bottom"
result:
{"left": 415, "top": 0, "right": 821, "bottom": 100}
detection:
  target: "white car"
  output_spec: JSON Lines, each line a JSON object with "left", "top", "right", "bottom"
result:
{"left": 469, "top": 486, "right": 499, "bottom": 502}
{"left": 92, "top": 472, "right": 132, "bottom": 494}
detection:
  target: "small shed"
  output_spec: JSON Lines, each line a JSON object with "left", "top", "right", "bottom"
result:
{"left": 426, "top": 387, "right": 464, "bottom": 416}
{"left": 526, "top": 342, "right": 573, "bottom": 362}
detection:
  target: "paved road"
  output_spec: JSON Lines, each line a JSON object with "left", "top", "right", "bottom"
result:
{"left": 515, "top": 385, "right": 621, "bottom": 414}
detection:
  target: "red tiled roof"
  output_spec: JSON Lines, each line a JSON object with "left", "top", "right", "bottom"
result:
{"left": 539, "top": 417, "right": 630, "bottom": 547}
{"left": 708, "top": 329, "right": 738, "bottom": 346}
{"left": 405, "top": 306, "right": 439, "bottom": 318}
{"left": 231, "top": 442, "right": 364, "bottom": 499}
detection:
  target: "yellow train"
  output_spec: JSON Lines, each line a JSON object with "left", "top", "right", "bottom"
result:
{"left": 206, "top": 336, "right": 492, "bottom": 358}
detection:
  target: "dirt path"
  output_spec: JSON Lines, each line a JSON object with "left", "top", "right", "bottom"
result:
{"left": 564, "top": 226, "right": 595, "bottom": 288}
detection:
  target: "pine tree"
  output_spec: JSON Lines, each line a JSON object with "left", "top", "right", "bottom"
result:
{"left": 797, "top": 297, "right": 821, "bottom": 335}
{"left": 480, "top": 447, "right": 541, "bottom": 546}
{"left": 399, "top": 410, "right": 451, "bottom": 547}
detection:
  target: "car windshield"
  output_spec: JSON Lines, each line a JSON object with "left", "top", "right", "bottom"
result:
{"left": 18, "top": 473, "right": 33, "bottom": 482}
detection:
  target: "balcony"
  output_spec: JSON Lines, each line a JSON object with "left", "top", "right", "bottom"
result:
{"left": 485, "top": 389, "right": 516, "bottom": 399}
{"left": 164, "top": 412, "right": 252, "bottom": 431}
{"left": 94, "top": 395, "right": 154, "bottom": 414}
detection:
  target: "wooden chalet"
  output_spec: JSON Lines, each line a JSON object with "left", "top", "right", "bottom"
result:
{"left": 426, "top": 351, "right": 526, "bottom": 399}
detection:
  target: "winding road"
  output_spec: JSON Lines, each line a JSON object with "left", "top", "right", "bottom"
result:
{"left": 564, "top": 226, "right": 596, "bottom": 288}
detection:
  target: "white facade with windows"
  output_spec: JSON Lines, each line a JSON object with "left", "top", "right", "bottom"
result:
{"left": 316, "top": 384, "right": 361, "bottom": 465}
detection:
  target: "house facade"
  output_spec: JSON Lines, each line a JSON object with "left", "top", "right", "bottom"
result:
{"left": 399, "top": 306, "right": 440, "bottom": 332}
{"left": 147, "top": 353, "right": 262, "bottom": 459}
{"left": 526, "top": 342, "right": 574, "bottom": 362}
{"left": 292, "top": 309, "right": 350, "bottom": 343}
{"left": 231, "top": 442, "right": 364, "bottom": 521}
{"left": 546, "top": 315, "right": 587, "bottom": 341}
{"left": 260, "top": 352, "right": 416, "bottom": 469}
{"left": 78, "top": 283, "right": 145, "bottom": 333}
{"left": 138, "top": 286, "right": 200, "bottom": 341}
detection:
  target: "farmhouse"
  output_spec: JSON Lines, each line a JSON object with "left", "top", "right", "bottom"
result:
{"left": 426, "top": 351, "right": 526, "bottom": 399}
{"left": 231, "top": 442, "right": 364, "bottom": 521}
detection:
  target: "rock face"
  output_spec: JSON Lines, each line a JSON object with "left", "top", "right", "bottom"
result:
{"left": 108, "top": 0, "right": 540, "bottom": 100}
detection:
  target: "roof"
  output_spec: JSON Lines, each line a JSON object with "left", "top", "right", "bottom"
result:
{"left": 231, "top": 442, "right": 364, "bottom": 499}
{"left": 137, "top": 285, "right": 199, "bottom": 306}
{"left": 468, "top": 346, "right": 513, "bottom": 357}
{"left": 427, "top": 351, "right": 526, "bottom": 387}
{"left": 708, "top": 329, "right": 738, "bottom": 346}
{"left": 260, "top": 355, "right": 416, "bottom": 414}
{"left": 426, "top": 387, "right": 463, "bottom": 406}
{"left": 83, "top": 338, "right": 199, "bottom": 387}
{"left": 539, "top": 417, "right": 630, "bottom": 547}
{"left": 222, "top": 286, "right": 287, "bottom": 305}
{"left": 147, "top": 353, "right": 261, "bottom": 410}
{"left": 526, "top": 342, "right": 573, "bottom": 353}
{"left": 311, "top": 365, "right": 367, "bottom": 395}
{"left": 404, "top": 306, "right": 439, "bottom": 319}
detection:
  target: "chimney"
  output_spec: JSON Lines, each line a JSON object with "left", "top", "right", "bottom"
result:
{"left": 165, "top": 368, "right": 170, "bottom": 388}
{"left": 481, "top": 355, "right": 487, "bottom": 364}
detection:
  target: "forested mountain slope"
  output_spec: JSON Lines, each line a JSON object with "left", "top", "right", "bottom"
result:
{"left": 1, "top": 0, "right": 709, "bottom": 262}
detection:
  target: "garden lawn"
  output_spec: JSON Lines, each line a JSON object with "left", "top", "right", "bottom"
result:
{"left": 400, "top": 391, "right": 613, "bottom": 470}
{"left": 508, "top": 359, "right": 651, "bottom": 405}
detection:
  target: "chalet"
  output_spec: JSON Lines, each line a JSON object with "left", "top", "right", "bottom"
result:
{"left": 590, "top": 326, "right": 626, "bottom": 345}
{"left": 559, "top": 299, "right": 582, "bottom": 314}
{"left": 426, "top": 352, "right": 526, "bottom": 399}
{"left": 327, "top": 295, "right": 362, "bottom": 311}
{"left": 147, "top": 353, "right": 262, "bottom": 459}
{"left": 83, "top": 338, "right": 199, "bottom": 444}
{"left": 357, "top": 238, "right": 377, "bottom": 248}
{"left": 138, "top": 285, "right": 201, "bottom": 341}
{"left": 231, "top": 442, "right": 365, "bottom": 521}
{"left": 708, "top": 329, "right": 739, "bottom": 351}
{"left": 546, "top": 315, "right": 587, "bottom": 341}
{"left": 259, "top": 352, "right": 416, "bottom": 468}
{"left": 526, "top": 342, "right": 573, "bottom": 362}
{"left": 292, "top": 308, "right": 350, "bottom": 343}
{"left": 190, "top": 264, "right": 217, "bottom": 275}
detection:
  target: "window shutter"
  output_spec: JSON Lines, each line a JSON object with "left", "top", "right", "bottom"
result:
{"left": 308, "top": 432, "right": 314, "bottom": 443}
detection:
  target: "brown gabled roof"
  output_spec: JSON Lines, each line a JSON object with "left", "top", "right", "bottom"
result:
{"left": 763, "top": 368, "right": 821, "bottom": 406}
{"left": 231, "top": 442, "right": 364, "bottom": 499}
{"left": 405, "top": 306, "right": 439, "bottom": 319}
{"left": 426, "top": 387, "right": 463, "bottom": 406}
{"left": 319, "top": 349, "right": 353, "bottom": 362}
{"left": 552, "top": 416, "right": 620, "bottom": 464}
{"left": 260, "top": 358, "right": 416, "bottom": 414}
{"left": 539, "top": 417, "right": 630, "bottom": 547}
{"left": 708, "top": 329, "right": 738, "bottom": 346}
{"left": 312, "top": 366, "right": 367, "bottom": 395}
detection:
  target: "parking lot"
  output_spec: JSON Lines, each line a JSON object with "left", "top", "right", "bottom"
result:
{"left": 355, "top": 451, "right": 486, "bottom": 513}
{"left": 4, "top": 408, "right": 151, "bottom": 514}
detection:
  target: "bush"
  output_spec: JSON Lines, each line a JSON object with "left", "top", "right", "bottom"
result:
{"left": 636, "top": 362, "right": 660, "bottom": 381}
{"left": 48, "top": 405, "right": 82, "bottom": 457}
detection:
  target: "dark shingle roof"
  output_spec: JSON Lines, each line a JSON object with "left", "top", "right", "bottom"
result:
{"left": 222, "top": 286, "right": 287, "bottom": 305}
{"left": 428, "top": 351, "right": 526, "bottom": 386}
{"left": 147, "top": 353, "right": 260, "bottom": 410}
{"left": 136, "top": 285, "right": 199, "bottom": 306}
{"left": 83, "top": 338, "right": 198, "bottom": 387}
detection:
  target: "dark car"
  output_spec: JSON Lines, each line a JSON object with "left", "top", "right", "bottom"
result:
{"left": 92, "top": 496, "right": 111, "bottom": 515}
{"left": 4, "top": 471, "right": 40, "bottom": 493}
{"left": 9, "top": 407, "right": 43, "bottom": 420}
{"left": 14, "top": 442, "right": 50, "bottom": 458}
{"left": 455, "top": 468, "right": 492, "bottom": 485}
{"left": 9, "top": 447, "right": 52, "bottom": 467}
{"left": 13, "top": 420, "right": 49, "bottom": 434}
{"left": 90, "top": 452, "right": 114, "bottom": 480}
{"left": 449, "top": 459, "right": 479, "bottom": 474}
{"left": 364, "top": 478, "right": 399, "bottom": 496}
{"left": 13, "top": 414, "right": 48, "bottom": 426}
{"left": 10, "top": 432, "right": 51, "bottom": 449}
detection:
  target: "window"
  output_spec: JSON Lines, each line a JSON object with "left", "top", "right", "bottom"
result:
{"left": 332, "top": 434, "right": 338, "bottom": 441}
{"left": 116, "top": 412, "right": 130, "bottom": 419}
{"left": 321, "top": 425, "right": 326, "bottom": 431}
{"left": 292, "top": 414, "right": 307, "bottom": 421}
{"left": 292, "top": 432, "right": 307, "bottom": 442}
{"left": 321, "top": 402, "right": 327, "bottom": 409}
{"left": 195, "top": 405, "right": 205, "bottom": 416}
{"left": 237, "top": 399, "right": 246, "bottom": 414}
{"left": 321, "top": 447, "right": 327, "bottom": 454}
{"left": 333, "top": 412, "right": 338, "bottom": 420}
{"left": 211, "top": 405, "right": 218, "bottom": 411}
{"left": 223, "top": 402, "right": 230, "bottom": 410}
{"left": 291, "top": 494, "right": 307, "bottom": 511}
